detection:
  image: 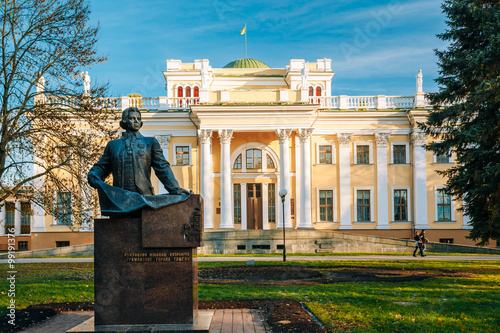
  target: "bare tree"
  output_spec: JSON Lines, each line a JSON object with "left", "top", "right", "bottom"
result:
{"left": 0, "top": 0, "right": 119, "bottom": 230}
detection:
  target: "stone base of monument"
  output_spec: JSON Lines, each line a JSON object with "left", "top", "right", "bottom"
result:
{"left": 67, "top": 195, "right": 212, "bottom": 333}
{"left": 66, "top": 311, "right": 214, "bottom": 333}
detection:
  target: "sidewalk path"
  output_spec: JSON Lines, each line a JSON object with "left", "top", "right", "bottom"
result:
{"left": 2, "top": 254, "right": 499, "bottom": 264}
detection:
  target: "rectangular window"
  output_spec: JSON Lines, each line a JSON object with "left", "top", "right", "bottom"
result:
{"left": 20, "top": 202, "right": 31, "bottom": 234}
{"left": 18, "top": 241, "right": 28, "bottom": 250}
{"left": 175, "top": 146, "right": 190, "bottom": 165}
{"left": 440, "top": 238, "right": 454, "bottom": 244}
{"left": 357, "top": 190, "right": 371, "bottom": 221}
{"left": 319, "top": 145, "right": 332, "bottom": 164}
{"left": 393, "top": 145, "right": 406, "bottom": 164}
{"left": 56, "top": 241, "right": 70, "bottom": 247}
{"left": 393, "top": 190, "right": 408, "bottom": 221}
{"left": 319, "top": 190, "right": 333, "bottom": 222}
{"left": 268, "top": 184, "right": 276, "bottom": 223}
{"left": 56, "top": 192, "right": 72, "bottom": 225}
{"left": 5, "top": 202, "right": 15, "bottom": 234}
{"left": 55, "top": 146, "right": 71, "bottom": 165}
{"left": 436, "top": 152, "right": 450, "bottom": 163}
{"left": 246, "top": 149, "right": 262, "bottom": 169}
{"left": 437, "top": 189, "right": 452, "bottom": 221}
{"left": 356, "top": 145, "right": 370, "bottom": 164}
{"left": 233, "top": 184, "right": 241, "bottom": 224}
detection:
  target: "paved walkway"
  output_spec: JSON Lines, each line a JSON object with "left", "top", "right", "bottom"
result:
{"left": 20, "top": 309, "right": 267, "bottom": 333}
{"left": 2, "top": 254, "right": 499, "bottom": 264}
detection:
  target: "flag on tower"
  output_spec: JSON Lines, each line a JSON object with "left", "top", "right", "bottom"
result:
{"left": 240, "top": 25, "right": 246, "bottom": 35}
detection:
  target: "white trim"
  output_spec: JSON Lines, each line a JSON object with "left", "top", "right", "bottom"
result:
{"left": 315, "top": 142, "right": 336, "bottom": 165}
{"left": 316, "top": 187, "right": 337, "bottom": 223}
{"left": 434, "top": 186, "right": 455, "bottom": 222}
{"left": 354, "top": 187, "right": 374, "bottom": 222}
{"left": 172, "top": 143, "right": 192, "bottom": 166}
{"left": 390, "top": 142, "right": 410, "bottom": 164}
{"left": 354, "top": 142, "right": 373, "bottom": 165}
{"left": 391, "top": 187, "right": 412, "bottom": 222}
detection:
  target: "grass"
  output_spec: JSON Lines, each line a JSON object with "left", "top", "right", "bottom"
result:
{"left": 0, "top": 260, "right": 499, "bottom": 332}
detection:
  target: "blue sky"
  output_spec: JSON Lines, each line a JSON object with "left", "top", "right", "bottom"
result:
{"left": 88, "top": 0, "right": 447, "bottom": 97}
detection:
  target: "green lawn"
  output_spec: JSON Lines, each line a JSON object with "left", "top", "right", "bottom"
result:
{"left": 1, "top": 260, "right": 499, "bottom": 332}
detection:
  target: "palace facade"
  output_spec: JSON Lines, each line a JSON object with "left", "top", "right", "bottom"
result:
{"left": 2, "top": 57, "right": 491, "bottom": 251}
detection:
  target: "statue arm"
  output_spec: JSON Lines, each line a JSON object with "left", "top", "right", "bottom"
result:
{"left": 151, "top": 139, "right": 189, "bottom": 194}
{"left": 87, "top": 143, "right": 112, "bottom": 188}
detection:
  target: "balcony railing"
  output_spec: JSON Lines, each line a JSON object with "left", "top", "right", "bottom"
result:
{"left": 42, "top": 93, "right": 430, "bottom": 112}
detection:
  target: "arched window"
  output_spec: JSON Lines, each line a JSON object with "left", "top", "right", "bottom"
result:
{"left": 177, "top": 86, "right": 183, "bottom": 97}
{"left": 186, "top": 86, "right": 191, "bottom": 97}
{"left": 267, "top": 155, "right": 275, "bottom": 169}
{"left": 308, "top": 86, "right": 314, "bottom": 96}
{"left": 193, "top": 86, "right": 199, "bottom": 97}
{"left": 246, "top": 149, "right": 262, "bottom": 169}
{"left": 233, "top": 154, "right": 242, "bottom": 169}
{"left": 316, "top": 86, "right": 322, "bottom": 96}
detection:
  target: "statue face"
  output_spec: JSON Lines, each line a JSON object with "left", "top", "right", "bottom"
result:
{"left": 124, "top": 111, "right": 142, "bottom": 132}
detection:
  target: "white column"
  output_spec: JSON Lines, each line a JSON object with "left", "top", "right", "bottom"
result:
{"left": 412, "top": 132, "right": 429, "bottom": 229}
{"left": 155, "top": 135, "right": 172, "bottom": 194}
{"left": 294, "top": 136, "right": 301, "bottom": 228}
{"left": 262, "top": 183, "right": 269, "bottom": 230}
{"left": 14, "top": 200, "right": 21, "bottom": 236}
{"left": 298, "top": 129, "right": 313, "bottom": 228}
{"left": 219, "top": 129, "right": 234, "bottom": 229}
{"left": 375, "top": 133, "right": 390, "bottom": 229}
{"left": 0, "top": 205, "right": 5, "bottom": 236}
{"left": 241, "top": 183, "right": 247, "bottom": 230}
{"left": 198, "top": 130, "right": 213, "bottom": 229}
{"left": 276, "top": 129, "right": 292, "bottom": 228}
{"left": 338, "top": 133, "right": 353, "bottom": 229}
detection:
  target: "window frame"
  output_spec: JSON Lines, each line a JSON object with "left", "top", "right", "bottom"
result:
{"left": 55, "top": 191, "right": 73, "bottom": 226}
{"left": 316, "top": 143, "right": 335, "bottom": 165}
{"left": 173, "top": 143, "right": 192, "bottom": 166}
{"left": 434, "top": 186, "right": 455, "bottom": 222}
{"left": 246, "top": 149, "right": 262, "bottom": 170}
{"left": 391, "top": 187, "right": 411, "bottom": 222}
{"left": 354, "top": 187, "right": 374, "bottom": 222}
{"left": 354, "top": 142, "right": 373, "bottom": 165}
{"left": 317, "top": 188, "right": 336, "bottom": 223}
{"left": 390, "top": 142, "right": 410, "bottom": 164}
{"left": 434, "top": 150, "right": 453, "bottom": 164}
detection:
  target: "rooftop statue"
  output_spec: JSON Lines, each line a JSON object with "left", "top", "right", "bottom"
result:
{"left": 88, "top": 107, "right": 191, "bottom": 216}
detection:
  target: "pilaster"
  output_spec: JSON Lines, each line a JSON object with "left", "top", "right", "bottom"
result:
{"left": 155, "top": 135, "right": 172, "bottom": 194}
{"left": 411, "top": 132, "right": 429, "bottom": 229}
{"left": 219, "top": 129, "right": 234, "bottom": 229}
{"left": 375, "top": 133, "right": 390, "bottom": 229}
{"left": 338, "top": 133, "right": 353, "bottom": 229}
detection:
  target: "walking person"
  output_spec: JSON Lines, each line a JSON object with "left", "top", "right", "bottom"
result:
{"left": 413, "top": 231, "right": 423, "bottom": 257}
{"left": 419, "top": 230, "right": 428, "bottom": 257}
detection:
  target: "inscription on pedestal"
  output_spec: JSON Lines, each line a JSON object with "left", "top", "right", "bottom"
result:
{"left": 124, "top": 251, "right": 192, "bottom": 262}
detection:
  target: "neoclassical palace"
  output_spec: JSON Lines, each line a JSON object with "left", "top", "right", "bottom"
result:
{"left": 1, "top": 57, "right": 487, "bottom": 251}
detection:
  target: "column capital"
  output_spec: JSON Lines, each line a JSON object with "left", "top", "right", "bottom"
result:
{"left": 276, "top": 129, "right": 292, "bottom": 143}
{"left": 155, "top": 135, "right": 171, "bottom": 149}
{"left": 198, "top": 129, "right": 213, "bottom": 144}
{"left": 298, "top": 128, "right": 313, "bottom": 143}
{"left": 218, "top": 129, "right": 233, "bottom": 144}
{"left": 337, "top": 133, "right": 353, "bottom": 147}
{"left": 411, "top": 132, "right": 427, "bottom": 146}
{"left": 375, "top": 133, "right": 390, "bottom": 147}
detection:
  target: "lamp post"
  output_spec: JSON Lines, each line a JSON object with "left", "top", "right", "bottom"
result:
{"left": 279, "top": 188, "right": 287, "bottom": 262}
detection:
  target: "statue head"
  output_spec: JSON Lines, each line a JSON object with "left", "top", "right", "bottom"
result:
{"left": 120, "top": 107, "right": 143, "bottom": 132}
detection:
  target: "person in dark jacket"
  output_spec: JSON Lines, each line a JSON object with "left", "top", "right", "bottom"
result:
{"left": 88, "top": 107, "right": 189, "bottom": 196}
{"left": 412, "top": 231, "right": 423, "bottom": 257}
{"left": 419, "top": 230, "right": 428, "bottom": 256}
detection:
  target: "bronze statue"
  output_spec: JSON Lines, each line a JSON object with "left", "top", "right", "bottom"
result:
{"left": 88, "top": 107, "right": 190, "bottom": 216}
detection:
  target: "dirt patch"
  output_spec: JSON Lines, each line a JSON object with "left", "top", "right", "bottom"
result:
{"left": 0, "top": 300, "right": 327, "bottom": 333}
{"left": 199, "top": 265, "right": 476, "bottom": 285}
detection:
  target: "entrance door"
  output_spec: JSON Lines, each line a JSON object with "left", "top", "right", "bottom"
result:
{"left": 247, "top": 183, "right": 263, "bottom": 230}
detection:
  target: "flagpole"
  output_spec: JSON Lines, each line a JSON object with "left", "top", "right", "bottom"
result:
{"left": 244, "top": 24, "right": 247, "bottom": 59}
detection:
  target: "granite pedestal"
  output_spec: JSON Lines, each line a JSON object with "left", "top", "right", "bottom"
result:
{"left": 88, "top": 195, "right": 210, "bottom": 332}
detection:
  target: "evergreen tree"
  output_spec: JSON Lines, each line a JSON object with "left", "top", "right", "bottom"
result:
{"left": 421, "top": 0, "right": 500, "bottom": 245}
